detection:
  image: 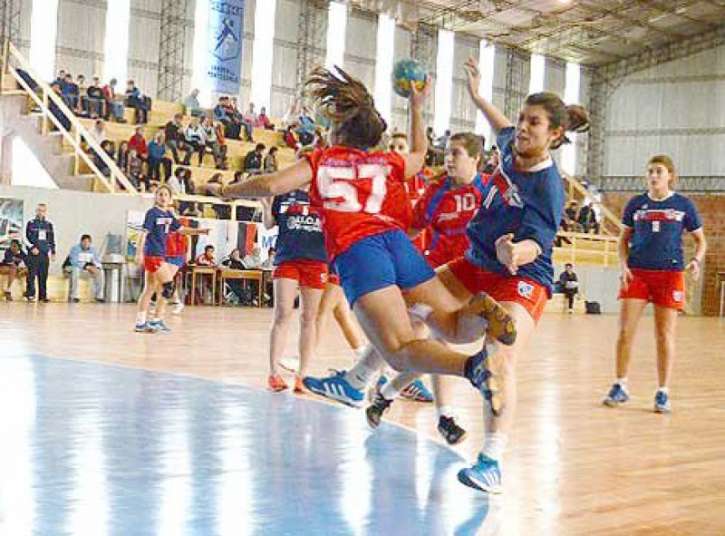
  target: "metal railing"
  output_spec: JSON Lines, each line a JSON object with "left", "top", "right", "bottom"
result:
{"left": 562, "top": 173, "right": 623, "bottom": 237}
{"left": 554, "top": 230, "right": 620, "bottom": 267}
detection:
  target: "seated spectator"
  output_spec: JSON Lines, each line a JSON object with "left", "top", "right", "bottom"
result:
{"left": 184, "top": 116, "right": 207, "bottom": 166}
{"left": 244, "top": 143, "right": 265, "bottom": 174}
{"left": 164, "top": 113, "right": 191, "bottom": 164}
{"left": 167, "top": 166, "right": 185, "bottom": 195}
{"left": 86, "top": 76, "right": 106, "bottom": 118}
{"left": 128, "top": 126, "right": 148, "bottom": 160}
{"left": 221, "top": 248, "right": 252, "bottom": 304}
{"left": 102, "top": 78, "right": 126, "bottom": 122}
{"left": 230, "top": 97, "right": 253, "bottom": 141}
{"left": 49, "top": 83, "right": 71, "bottom": 131}
{"left": 558, "top": 263, "right": 579, "bottom": 314}
{"left": 222, "top": 248, "right": 245, "bottom": 270}
{"left": 257, "top": 106, "right": 274, "bottom": 130}
{"left": 242, "top": 246, "right": 263, "bottom": 269}
{"left": 435, "top": 129, "right": 451, "bottom": 150}
{"left": 125, "top": 80, "right": 150, "bottom": 124}
{"left": 182, "top": 202, "right": 202, "bottom": 217}
{"left": 89, "top": 119, "right": 106, "bottom": 144}
{"left": 483, "top": 145, "right": 500, "bottom": 173}
{"left": 180, "top": 167, "right": 195, "bottom": 194}
{"left": 183, "top": 88, "right": 203, "bottom": 117}
{"left": 201, "top": 116, "right": 225, "bottom": 169}
{"left": 66, "top": 234, "right": 104, "bottom": 302}
{"left": 148, "top": 132, "right": 172, "bottom": 182}
{"left": 213, "top": 120, "right": 228, "bottom": 169}
{"left": 263, "top": 146, "right": 278, "bottom": 173}
{"left": 215, "top": 96, "right": 241, "bottom": 140}
{"left": 296, "top": 106, "right": 315, "bottom": 145}
{"left": 2, "top": 239, "right": 27, "bottom": 300}
{"left": 261, "top": 247, "right": 275, "bottom": 270}
{"left": 94, "top": 139, "right": 115, "bottom": 177}
{"left": 243, "top": 102, "right": 258, "bottom": 129}
{"left": 116, "top": 141, "right": 130, "bottom": 173}
{"left": 127, "top": 149, "right": 148, "bottom": 190}
{"left": 563, "top": 201, "right": 579, "bottom": 232}
{"left": 61, "top": 73, "right": 80, "bottom": 112}
{"left": 283, "top": 125, "right": 299, "bottom": 150}
{"left": 195, "top": 245, "right": 217, "bottom": 266}
{"left": 53, "top": 69, "right": 66, "bottom": 88}
{"left": 578, "top": 201, "right": 599, "bottom": 234}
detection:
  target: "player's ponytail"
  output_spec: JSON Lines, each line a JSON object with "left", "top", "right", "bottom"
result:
{"left": 524, "top": 92, "right": 590, "bottom": 150}
{"left": 305, "top": 66, "right": 387, "bottom": 150}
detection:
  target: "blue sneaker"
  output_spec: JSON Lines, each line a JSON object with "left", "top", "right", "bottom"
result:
{"left": 148, "top": 320, "right": 171, "bottom": 333}
{"left": 464, "top": 348, "right": 491, "bottom": 390}
{"left": 603, "top": 383, "right": 629, "bottom": 407}
{"left": 303, "top": 370, "right": 365, "bottom": 408}
{"left": 400, "top": 378, "right": 434, "bottom": 402}
{"left": 457, "top": 454, "right": 502, "bottom": 494}
{"left": 654, "top": 390, "right": 671, "bottom": 413}
{"left": 134, "top": 322, "right": 154, "bottom": 333}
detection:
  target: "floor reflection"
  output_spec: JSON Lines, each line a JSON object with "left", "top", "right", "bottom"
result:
{"left": 0, "top": 355, "right": 495, "bottom": 535}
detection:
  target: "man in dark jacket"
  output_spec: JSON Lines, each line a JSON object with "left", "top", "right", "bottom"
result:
{"left": 25, "top": 203, "right": 56, "bottom": 302}
{"left": 243, "top": 143, "right": 265, "bottom": 174}
{"left": 559, "top": 263, "right": 579, "bottom": 313}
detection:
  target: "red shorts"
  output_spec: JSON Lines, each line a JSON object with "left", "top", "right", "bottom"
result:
{"left": 618, "top": 268, "right": 685, "bottom": 310}
{"left": 328, "top": 272, "right": 341, "bottom": 286}
{"left": 144, "top": 255, "right": 165, "bottom": 273}
{"left": 273, "top": 260, "right": 328, "bottom": 290}
{"left": 448, "top": 257, "right": 549, "bottom": 323}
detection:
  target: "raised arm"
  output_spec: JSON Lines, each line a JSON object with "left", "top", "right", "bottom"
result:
{"left": 464, "top": 57, "right": 512, "bottom": 134}
{"left": 211, "top": 159, "right": 313, "bottom": 199}
{"left": 401, "top": 79, "right": 431, "bottom": 178}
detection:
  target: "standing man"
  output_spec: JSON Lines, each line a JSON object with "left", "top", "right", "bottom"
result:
{"left": 67, "top": 234, "right": 104, "bottom": 303}
{"left": 25, "top": 203, "right": 56, "bottom": 302}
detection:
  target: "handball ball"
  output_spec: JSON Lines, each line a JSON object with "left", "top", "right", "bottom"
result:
{"left": 392, "top": 59, "right": 427, "bottom": 98}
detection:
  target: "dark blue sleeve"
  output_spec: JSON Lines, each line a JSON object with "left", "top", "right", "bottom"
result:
{"left": 513, "top": 173, "right": 564, "bottom": 253}
{"left": 496, "top": 127, "right": 515, "bottom": 158}
{"left": 622, "top": 197, "right": 638, "bottom": 227}
{"left": 683, "top": 197, "right": 702, "bottom": 232}
{"left": 143, "top": 209, "right": 156, "bottom": 233}
{"left": 26, "top": 221, "right": 37, "bottom": 247}
{"left": 271, "top": 196, "right": 282, "bottom": 219}
{"left": 2, "top": 249, "right": 10, "bottom": 263}
{"left": 170, "top": 214, "right": 181, "bottom": 232}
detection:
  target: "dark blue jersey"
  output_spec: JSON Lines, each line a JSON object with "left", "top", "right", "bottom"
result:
{"left": 2, "top": 248, "right": 26, "bottom": 266}
{"left": 622, "top": 192, "right": 702, "bottom": 271}
{"left": 26, "top": 217, "right": 56, "bottom": 255}
{"left": 142, "top": 206, "right": 180, "bottom": 257}
{"left": 271, "top": 190, "right": 327, "bottom": 265}
{"left": 465, "top": 126, "right": 564, "bottom": 295}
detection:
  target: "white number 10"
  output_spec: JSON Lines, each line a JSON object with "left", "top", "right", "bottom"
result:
{"left": 317, "top": 164, "right": 388, "bottom": 214}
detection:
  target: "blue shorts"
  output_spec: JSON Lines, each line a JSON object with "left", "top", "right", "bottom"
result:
{"left": 165, "top": 256, "right": 185, "bottom": 267}
{"left": 333, "top": 229, "right": 435, "bottom": 306}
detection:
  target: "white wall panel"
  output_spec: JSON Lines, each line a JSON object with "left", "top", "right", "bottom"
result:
{"left": 55, "top": 0, "right": 105, "bottom": 80}
{"left": 449, "top": 34, "right": 478, "bottom": 135}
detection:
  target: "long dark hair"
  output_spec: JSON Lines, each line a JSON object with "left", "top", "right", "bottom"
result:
{"left": 524, "top": 92, "right": 590, "bottom": 149}
{"left": 305, "top": 66, "right": 387, "bottom": 150}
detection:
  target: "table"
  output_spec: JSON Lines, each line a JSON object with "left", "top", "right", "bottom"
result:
{"left": 188, "top": 266, "right": 217, "bottom": 305}
{"left": 218, "top": 268, "right": 273, "bottom": 307}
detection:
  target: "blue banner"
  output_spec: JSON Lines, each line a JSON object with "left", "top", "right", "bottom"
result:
{"left": 207, "top": 0, "right": 245, "bottom": 95}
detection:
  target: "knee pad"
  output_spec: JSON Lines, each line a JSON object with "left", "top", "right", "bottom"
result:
{"left": 161, "top": 281, "right": 175, "bottom": 299}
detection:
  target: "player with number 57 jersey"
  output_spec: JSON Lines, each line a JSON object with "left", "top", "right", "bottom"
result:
{"left": 306, "top": 147, "right": 411, "bottom": 260}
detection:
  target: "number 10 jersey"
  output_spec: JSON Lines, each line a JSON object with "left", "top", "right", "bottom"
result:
{"left": 306, "top": 146, "right": 412, "bottom": 260}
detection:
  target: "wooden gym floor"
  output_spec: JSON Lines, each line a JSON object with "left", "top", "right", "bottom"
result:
{"left": 1, "top": 303, "right": 724, "bottom": 535}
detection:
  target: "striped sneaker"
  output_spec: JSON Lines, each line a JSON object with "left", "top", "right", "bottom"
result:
{"left": 458, "top": 454, "right": 502, "bottom": 494}
{"left": 603, "top": 383, "right": 629, "bottom": 407}
{"left": 148, "top": 320, "right": 171, "bottom": 333}
{"left": 654, "top": 390, "right": 671, "bottom": 413}
{"left": 303, "top": 370, "right": 364, "bottom": 408}
{"left": 400, "top": 378, "right": 434, "bottom": 402}
{"left": 134, "top": 322, "right": 155, "bottom": 333}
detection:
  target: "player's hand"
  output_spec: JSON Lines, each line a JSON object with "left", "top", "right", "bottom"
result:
{"left": 495, "top": 233, "right": 519, "bottom": 275}
{"left": 409, "top": 77, "right": 431, "bottom": 109}
{"left": 686, "top": 259, "right": 701, "bottom": 280}
{"left": 464, "top": 57, "right": 481, "bottom": 98}
{"left": 620, "top": 265, "right": 633, "bottom": 290}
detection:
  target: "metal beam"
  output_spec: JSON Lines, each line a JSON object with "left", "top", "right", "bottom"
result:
{"left": 0, "top": 0, "right": 21, "bottom": 46}
{"left": 157, "top": 0, "right": 189, "bottom": 101}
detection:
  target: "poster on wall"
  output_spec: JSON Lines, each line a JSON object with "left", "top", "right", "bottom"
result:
{"left": 208, "top": 0, "right": 245, "bottom": 95}
{"left": 0, "top": 198, "right": 24, "bottom": 254}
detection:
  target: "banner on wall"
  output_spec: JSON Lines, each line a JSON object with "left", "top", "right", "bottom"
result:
{"left": 208, "top": 0, "right": 245, "bottom": 95}
{"left": 0, "top": 198, "right": 24, "bottom": 254}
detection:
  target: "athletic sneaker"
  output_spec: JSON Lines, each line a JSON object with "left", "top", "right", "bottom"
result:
{"left": 437, "top": 415, "right": 467, "bottom": 445}
{"left": 400, "top": 378, "right": 434, "bottom": 402}
{"left": 464, "top": 349, "right": 492, "bottom": 390}
{"left": 463, "top": 292, "right": 517, "bottom": 346}
{"left": 654, "top": 390, "right": 671, "bottom": 413}
{"left": 134, "top": 322, "right": 154, "bottom": 333}
{"left": 457, "top": 453, "right": 502, "bottom": 494}
{"left": 268, "top": 374, "right": 288, "bottom": 392}
{"left": 148, "top": 320, "right": 171, "bottom": 333}
{"left": 171, "top": 302, "right": 185, "bottom": 315}
{"left": 294, "top": 375, "right": 305, "bottom": 394}
{"left": 303, "top": 370, "right": 364, "bottom": 408}
{"left": 603, "top": 383, "right": 629, "bottom": 407}
{"left": 366, "top": 387, "right": 393, "bottom": 428}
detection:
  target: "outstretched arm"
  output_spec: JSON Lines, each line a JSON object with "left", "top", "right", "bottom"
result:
{"left": 209, "top": 159, "right": 313, "bottom": 199}
{"left": 464, "top": 57, "right": 512, "bottom": 134}
{"left": 401, "top": 79, "right": 431, "bottom": 178}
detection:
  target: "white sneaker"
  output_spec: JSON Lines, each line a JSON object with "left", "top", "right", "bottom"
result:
{"left": 172, "top": 302, "right": 185, "bottom": 315}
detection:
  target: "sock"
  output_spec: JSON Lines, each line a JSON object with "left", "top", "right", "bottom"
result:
{"left": 344, "top": 347, "right": 385, "bottom": 390}
{"left": 481, "top": 432, "right": 508, "bottom": 461}
{"left": 616, "top": 377, "right": 628, "bottom": 389}
{"left": 657, "top": 386, "right": 668, "bottom": 394}
{"left": 437, "top": 405, "right": 455, "bottom": 420}
{"left": 353, "top": 345, "right": 368, "bottom": 360}
{"left": 136, "top": 311, "right": 147, "bottom": 325}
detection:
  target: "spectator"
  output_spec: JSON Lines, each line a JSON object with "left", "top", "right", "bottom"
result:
{"left": 263, "top": 146, "right": 278, "bottom": 173}
{"left": 184, "top": 116, "right": 207, "bottom": 165}
{"left": 221, "top": 248, "right": 248, "bottom": 303}
{"left": 261, "top": 247, "right": 276, "bottom": 269}
{"left": 223, "top": 248, "right": 245, "bottom": 270}
{"left": 164, "top": 113, "right": 191, "bottom": 164}
{"left": 558, "top": 263, "right": 579, "bottom": 314}
{"left": 563, "top": 201, "right": 579, "bottom": 232}
{"left": 281, "top": 100, "right": 300, "bottom": 130}
{"left": 242, "top": 246, "right": 263, "bottom": 269}
{"left": 61, "top": 73, "right": 80, "bottom": 112}
{"left": 180, "top": 167, "right": 195, "bottom": 194}
{"left": 125, "top": 80, "right": 150, "bottom": 124}
{"left": 213, "top": 120, "right": 228, "bottom": 169}
{"left": 94, "top": 140, "right": 115, "bottom": 177}
{"left": 102, "top": 78, "right": 126, "bottom": 122}
{"left": 167, "top": 166, "right": 185, "bottom": 195}
{"left": 127, "top": 149, "right": 148, "bottom": 191}
{"left": 89, "top": 119, "right": 106, "bottom": 144}
{"left": 201, "top": 116, "right": 225, "bottom": 169}
{"left": 230, "top": 97, "right": 253, "bottom": 141}
{"left": 25, "top": 203, "right": 56, "bottom": 302}
{"left": 66, "top": 234, "right": 104, "bottom": 302}
{"left": 183, "top": 88, "right": 203, "bottom": 117}
{"left": 578, "top": 201, "right": 599, "bottom": 234}
{"left": 230, "top": 170, "right": 246, "bottom": 185}
{"left": 243, "top": 143, "right": 265, "bottom": 174}
{"left": 257, "top": 106, "right": 275, "bottom": 130}
{"left": 148, "top": 131, "right": 172, "bottom": 182}
{"left": 116, "top": 141, "right": 130, "bottom": 173}
{"left": 1, "top": 239, "right": 27, "bottom": 301}
{"left": 195, "top": 245, "right": 217, "bottom": 302}
{"left": 53, "top": 69, "right": 66, "bottom": 88}
{"left": 483, "top": 145, "right": 500, "bottom": 174}
{"left": 435, "top": 129, "right": 451, "bottom": 150}
{"left": 296, "top": 106, "right": 315, "bottom": 145}
{"left": 49, "top": 83, "right": 71, "bottom": 131}
{"left": 283, "top": 125, "right": 299, "bottom": 150}
{"left": 128, "top": 126, "right": 148, "bottom": 160}
{"left": 215, "top": 96, "right": 241, "bottom": 140}
{"left": 244, "top": 102, "right": 258, "bottom": 129}
{"left": 86, "top": 76, "right": 106, "bottom": 118}
{"left": 182, "top": 202, "right": 202, "bottom": 217}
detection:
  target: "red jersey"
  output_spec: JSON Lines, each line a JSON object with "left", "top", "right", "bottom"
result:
{"left": 307, "top": 146, "right": 410, "bottom": 259}
{"left": 411, "top": 174, "right": 488, "bottom": 267}
{"left": 165, "top": 231, "right": 188, "bottom": 258}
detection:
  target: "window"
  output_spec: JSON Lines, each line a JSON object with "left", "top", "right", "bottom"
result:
{"left": 250, "top": 0, "right": 277, "bottom": 110}
{"left": 474, "top": 40, "right": 495, "bottom": 146}
{"left": 103, "top": 0, "right": 131, "bottom": 84}
{"left": 373, "top": 14, "right": 395, "bottom": 123}
{"left": 433, "top": 29, "right": 454, "bottom": 136}
{"left": 29, "top": 0, "right": 60, "bottom": 82}
{"left": 325, "top": 1, "right": 348, "bottom": 69}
